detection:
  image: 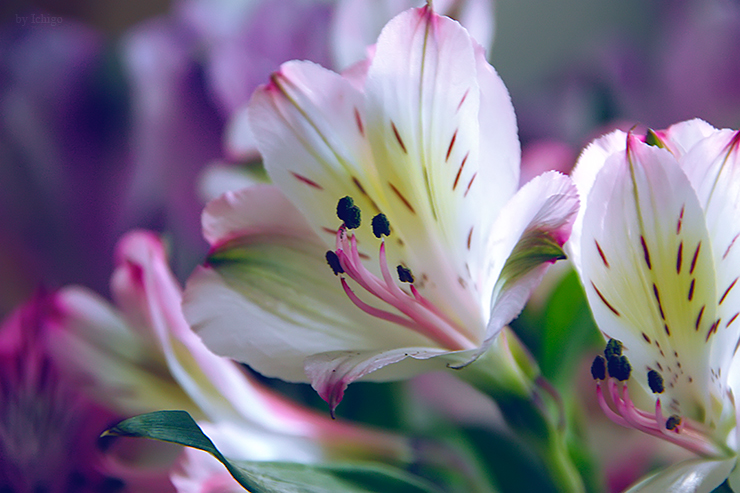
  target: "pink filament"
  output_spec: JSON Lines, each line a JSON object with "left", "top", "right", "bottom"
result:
{"left": 595, "top": 379, "right": 722, "bottom": 457}
{"left": 334, "top": 229, "right": 475, "bottom": 351}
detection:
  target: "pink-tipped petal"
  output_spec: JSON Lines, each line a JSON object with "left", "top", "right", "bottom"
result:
{"left": 472, "top": 172, "right": 578, "bottom": 360}
{"left": 305, "top": 346, "right": 461, "bottom": 414}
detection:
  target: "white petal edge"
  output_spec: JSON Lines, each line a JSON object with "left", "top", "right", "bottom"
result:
{"left": 567, "top": 129, "right": 627, "bottom": 270}
{"left": 662, "top": 118, "right": 719, "bottom": 157}
{"left": 478, "top": 171, "right": 579, "bottom": 350}
{"left": 625, "top": 457, "right": 735, "bottom": 493}
{"left": 197, "top": 162, "right": 269, "bottom": 204}
{"left": 305, "top": 345, "right": 472, "bottom": 413}
{"left": 201, "top": 185, "right": 317, "bottom": 247}
{"left": 224, "top": 104, "right": 260, "bottom": 162}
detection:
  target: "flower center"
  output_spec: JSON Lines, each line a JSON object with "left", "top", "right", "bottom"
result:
{"left": 325, "top": 197, "right": 476, "bottom": 351}
{"left": 590, "top": 339, "right": 723, "bottom": 456}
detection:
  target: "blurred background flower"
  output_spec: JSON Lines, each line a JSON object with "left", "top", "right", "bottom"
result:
{"left": 0, "top": 292, "right": 176, "bottom": 492}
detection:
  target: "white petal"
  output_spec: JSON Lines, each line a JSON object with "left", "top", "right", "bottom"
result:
{"left": 197, "top": 162, "right": 269, "bottom": 203}
{"left": 567, "top": 129, "right": 627, "bottom": 269}
{"left": 625, "top": 457, "right": 735, "bottom": 493}
{"left": 183, "top": 187, "right": 436, "bottom": 384}
{"left": 247, "top": 60, "right": 373, "bottom": 241}
{"left": 478, "top": 171, "right": 579, "bottom": 350}
{"left": 662, "top": 118, "right": 718, "bottom": 157}
{"left": 49, "top": 286, "right": 196, "bottom": 415}
{"left": 579, "top": 134, "right": 719, "bottom": 423}
{"left": 305, "top": 346, "right": 458, "bottom": 413}
{"left": 362, "top": 7, "right": 497, "bottom": 335}
{"left": 680, "top": 129, "right": 740, "bottom": 379}
{"left": 472, "top": 39, "right": 520, "bottom": 222}
{"left": 224, "top": 105, "right": 260, "bottom": 161}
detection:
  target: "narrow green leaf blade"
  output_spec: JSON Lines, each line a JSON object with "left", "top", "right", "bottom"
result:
{"left": 104, "top": 410, "right": 444, "bottom": 493}
{"left": 104, "top": 410, "right": 251, "bottom": 487}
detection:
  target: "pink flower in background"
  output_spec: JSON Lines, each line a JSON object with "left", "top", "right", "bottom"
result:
{"left": 177, "top": 0, "right": 333, "bottom": 121}
{"left": 0, "top": 293, "right": 173, "bottom": 492}
{"left": 608, "top": 0, "right": 740, "bottom": 130}
{"left": 0, "top": 1, "right": 340, "bottom": 307}
{"left": 519, "top": 139, "right": 577, "bottom": 187}
{"left": 183, "top": 7, "right": 578, "bottom": 414}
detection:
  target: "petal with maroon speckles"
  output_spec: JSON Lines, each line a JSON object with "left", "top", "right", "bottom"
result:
{"left": 573, "top": 132, "right": 718, "bottom": 424}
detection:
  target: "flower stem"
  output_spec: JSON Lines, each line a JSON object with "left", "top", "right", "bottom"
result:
{"left": 459, "top": 329, "right": 586, "bottom": 493}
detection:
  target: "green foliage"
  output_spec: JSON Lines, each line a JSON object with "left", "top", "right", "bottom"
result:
{"left": 461, "top": 426, "right": 556, "bottom": 493}
{"left": 712, "top": 480, "right": 735, "bottom": 493}
{"left": 512, "top": 268, "right": 606, "bottom": 491}
{"left": 517, "top": 268, "right": 603, "bottom": 387}
{"left": 105, "top": 410, "right": 445, "bottom": 493}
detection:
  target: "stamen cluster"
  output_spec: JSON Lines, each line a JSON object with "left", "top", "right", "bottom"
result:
{"left": 590, "top": 339, "right": 721, "bottom": 456}
{"left": 324, "top": 197, "right": 475, "bottom": 351}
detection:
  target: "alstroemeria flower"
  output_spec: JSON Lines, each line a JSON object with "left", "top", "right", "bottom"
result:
{"left": 0, "top": 293, "right": 175, "bottom": 492}
{"left": 47, "top": 230, "right": 411, "bottom": 490}
{"left": 183, "top": 6, "right": 579, "bottom": 413}
{"left": 567, "top": 119, "right": 740, "bottom": 491}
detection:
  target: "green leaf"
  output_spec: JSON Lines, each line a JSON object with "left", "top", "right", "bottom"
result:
{"left": 460, "top": 426, "right": 555, "bottom": 493}
{"left": 536, "top": 268, "right": 603, "bottom": 386}
{"left": 104, "top": 410, "right": 444, "bottom": 493}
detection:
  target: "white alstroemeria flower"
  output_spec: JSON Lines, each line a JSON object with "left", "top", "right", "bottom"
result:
{"left": 567, "top": 119, "right": 740, "bottom": 492}
{"left": 183, "top": 6, "right": 578, "bottom": 413}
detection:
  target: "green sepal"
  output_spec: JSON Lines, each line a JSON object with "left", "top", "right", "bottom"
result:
{"left": 104, "top": 410, "right": 444, "bottom": 493}
{"left": 644, "top": 129, "right": 667, "bottom": 149}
